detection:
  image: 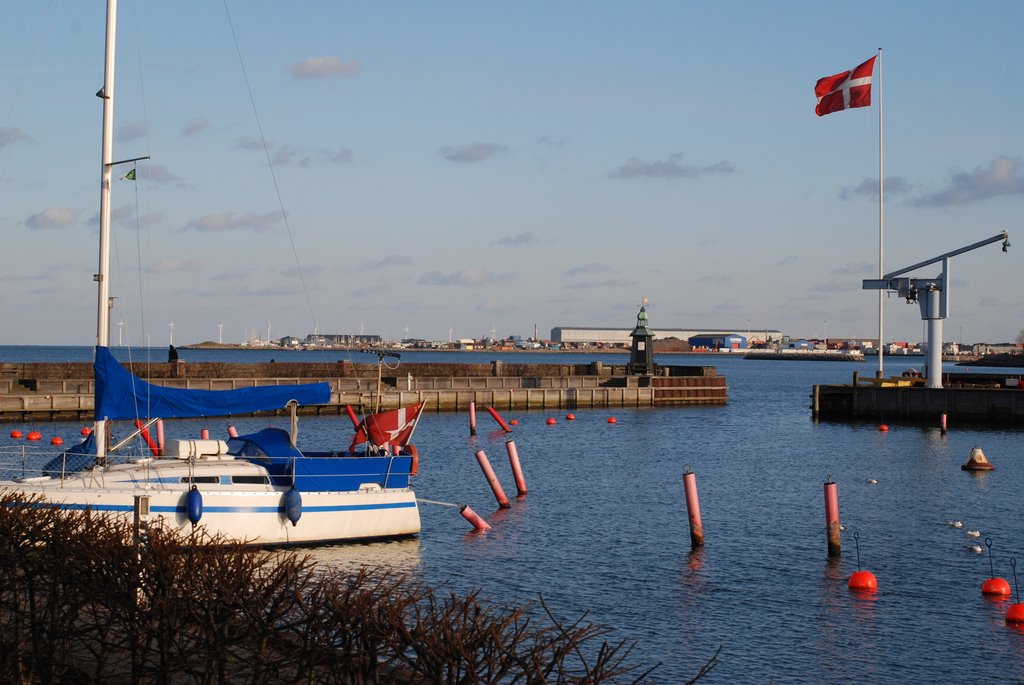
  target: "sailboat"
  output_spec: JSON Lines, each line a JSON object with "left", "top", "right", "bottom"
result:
{"left": 0, "top": 0, "right": 421, "bottom": 545}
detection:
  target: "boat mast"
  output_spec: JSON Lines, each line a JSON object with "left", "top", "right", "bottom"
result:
{"left": 94, "top": 0, "right": 118, "bottom": 458}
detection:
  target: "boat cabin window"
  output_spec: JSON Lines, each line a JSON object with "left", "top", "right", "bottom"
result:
{"left": 180, "top": 476, "right": 220, "bottom": 484}
{"left": 232, "top": 475, "right": 270, "bottom": 485}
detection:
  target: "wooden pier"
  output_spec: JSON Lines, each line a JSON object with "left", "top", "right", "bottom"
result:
{"left": 0, "top": 360, "right": 727, "bottom": 422}
{"left": 812, "top": 371, "right": 1024, "bottom": 424}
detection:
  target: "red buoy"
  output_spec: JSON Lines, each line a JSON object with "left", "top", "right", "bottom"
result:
{"left": 1006, "top": 603, "right": 1024, "bottom": 624}
{"left": 509, "top": 419, "right": 519, "bottom": 426}
{"left": 982, "top": 577, "right": 1012, "bottom": 596}
{"left": 10, "top": 430, "right": 23, "bottom": 439}
{"left": 878, "top": 424, "right": 889, "bottom": 432}
{"left": 607, "top": 417, "right": 617, "bottom": 424}
{"left": 26, "top": 431, "right": 42, "bottom": 441}
{"left": 546, "top": 417, "right": 556, "bottom": 425}
{"left": 80, "top": 426, "right": 92, "bottom": 436}
{"left": 50, "top": 436, "right": 64, "bottom": 445}
{"left": 566, "top": 413, "right": 576, "bottom": 420}
{"left": 848, "top": 570, "right": 878, "bottom": 592}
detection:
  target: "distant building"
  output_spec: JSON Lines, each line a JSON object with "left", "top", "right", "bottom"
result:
{"left": 552, "top": 326, "right": 782, "bottom": 347}
{"left": 303, "top": 333, "right": 382, "bottom": 346}
{"left": 688, "top": 333, "right": 746, "bottom": 350}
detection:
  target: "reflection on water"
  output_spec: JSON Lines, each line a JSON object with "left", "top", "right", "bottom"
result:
{"left": 305, "top": 538, "right": 422, "bottom": 576}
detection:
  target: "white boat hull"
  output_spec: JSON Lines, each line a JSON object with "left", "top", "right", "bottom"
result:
{"left": 1, "top": 456, "right": 420, "bottom": 546}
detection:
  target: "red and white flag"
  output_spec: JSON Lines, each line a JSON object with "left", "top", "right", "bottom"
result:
{"left": 350, "top": 402, "right": 425, "bottom": 450}
{"left": 814, "top": 56, "right": 876, "bottom": 116}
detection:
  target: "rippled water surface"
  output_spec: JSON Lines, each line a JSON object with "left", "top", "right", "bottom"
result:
{"left": 5, "top": 350, "right": 1024, "bottom": 683}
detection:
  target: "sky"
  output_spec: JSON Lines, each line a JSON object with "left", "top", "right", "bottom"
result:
{"left": 1, "top": 1, "right": 1022, "bottom": 347}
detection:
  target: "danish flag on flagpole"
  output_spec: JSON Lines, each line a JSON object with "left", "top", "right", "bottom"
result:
{"left": 814, "top": 56, "right": 877, "bottom": 116}
{"left": 350, "top": 402, "right": 425, "bottom": 451}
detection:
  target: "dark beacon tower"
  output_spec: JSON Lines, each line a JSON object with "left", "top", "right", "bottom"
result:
{"left": 627, "top": 302, "right": 655, "bottom": 376}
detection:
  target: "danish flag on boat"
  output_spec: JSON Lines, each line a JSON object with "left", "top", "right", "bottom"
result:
{"left": 350, "top": 402, "right": 425, "bottom": 450}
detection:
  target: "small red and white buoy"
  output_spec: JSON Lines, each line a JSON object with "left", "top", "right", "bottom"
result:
{"left": 50, "top": 436, "right": 64, "bottom": 446}
{"left": 878, "top": 424, "right": 889, "bottom": 432}
{"left": 10, "top": 430, "right": 23, "bottom": 439}
{"left": 607, "top": 416, "right": 617, "bottom": 424}
{"left": 546, "top": 417, "right": 557, "bottom": 425}
{"left": 80, "top": 426, "right": 92, "bottom": 436}
{"left": 26, "top": 431, "right": 42, "bottom": 441}
{"left": 509, "top": 419, "right": 519, "bottom": 426}
{"left": 566, "top": 413, "right": 576, "bottom": 421}
{"left": 962, "top": 446, "right": 994, "bottom": 471}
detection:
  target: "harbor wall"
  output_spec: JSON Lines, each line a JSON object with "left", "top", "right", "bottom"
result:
{"left": 0, "top": 362, "right": 727, "bottom": 421}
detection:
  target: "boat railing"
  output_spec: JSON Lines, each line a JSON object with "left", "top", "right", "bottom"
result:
{"left": 0, "top": 445, "right": 59, "bottom": 481}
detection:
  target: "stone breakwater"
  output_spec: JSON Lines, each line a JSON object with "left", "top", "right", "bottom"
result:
{"left": 0, "top": 360, "right": 727, "bottom": 421}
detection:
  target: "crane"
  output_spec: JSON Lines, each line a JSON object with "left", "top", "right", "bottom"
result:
{"left": 862, "top": 230, "right": 1010, "bottom": 389}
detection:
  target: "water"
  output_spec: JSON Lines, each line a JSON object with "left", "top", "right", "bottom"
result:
{"left": 4, "top": 349, "right": 1024, "bottom": 683}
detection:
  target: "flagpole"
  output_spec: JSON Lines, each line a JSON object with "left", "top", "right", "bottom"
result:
{"left": 877, "top": 47, "right": 885, "bottom": 377}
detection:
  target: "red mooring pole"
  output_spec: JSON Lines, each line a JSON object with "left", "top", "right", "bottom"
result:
{"left": 486, "top": 406, "right": 513, "bottom": 433}
{"left": 475, "top": 450, "right": 511, "bottom": 508}
{"left": 156, "top": 419, "right": 165, "bottom": 456}
{"left": 469, "top": 401, "right": 477, "bottom": 436}
{"left": 460, "top": 504, "right": 492, "bottom": 530}
{"left": 506, "top": 440, "right": 527, "bottom": 496}
{"left": 824, "top": 477, "right": 841, "bottom": 557}
{"left": 682, "top": 467, "right": 704, "bottom": 548}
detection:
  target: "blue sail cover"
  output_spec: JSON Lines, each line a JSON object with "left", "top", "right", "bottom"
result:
{"left": 94, "top": 346, "right": 331, "bottom": 420}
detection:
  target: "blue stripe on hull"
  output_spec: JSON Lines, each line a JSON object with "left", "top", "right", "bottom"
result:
{"left": 10, "top": 497, "right": 417, "bottom": 516}
{"left": 45, "top": 500, "right": 418, "bottom": 515}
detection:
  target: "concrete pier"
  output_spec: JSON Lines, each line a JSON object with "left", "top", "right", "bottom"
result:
{"left": 813, "top": 371, "right": 1024, "bottom": 425}
{"left": 0, "top": 360, "right": 727, "bottom": 421}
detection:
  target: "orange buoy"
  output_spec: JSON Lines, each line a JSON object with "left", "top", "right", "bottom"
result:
{"left": 983, "top": 577, "right": 1012, "bottom": 596}
{"left": 607, "top": 417, "right": 617, "bottom": 424}
{"left": 1006, "top": 604, "right": 1024, "bottom": 624}
{"left": 566, "top": 413, "right": 576, "bottom": 420}
{"left": 80, "top": 426, "right": 92, "bottom": 436}
{"left": 962, "top": 446, "right": 994, "bottom": 471}
{"left": 546, "top": 417, "right": 556, "bottom": 425}
{"left": 26, "top": 431, "right": 42, "bottom": 441}
{"left": 10, "top": 430, "right": 23, "bottom": 439}
{"left": 50, "top": 436, "right": 64, "bottom": 445}
{"left": 509, "top": 419, "right": 519, "bottom": 425}
{"left": 848, "top": 570, "right": 878, "bottom": 592}
{"left": 878, "top": 424, "right": 889, "bottom": 432}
